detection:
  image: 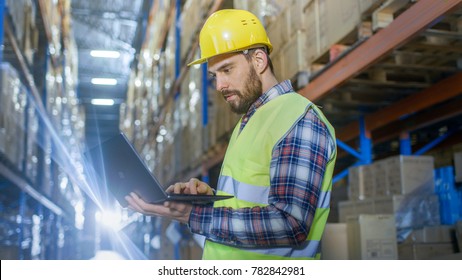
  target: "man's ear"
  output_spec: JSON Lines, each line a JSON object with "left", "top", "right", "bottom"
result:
{"left": 252, "top": 49, "right": 268, "bottom": 74}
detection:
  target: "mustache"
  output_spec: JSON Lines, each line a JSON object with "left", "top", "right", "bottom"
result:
{"left": 221, "top": 90, "right": 241, "bottom": 97}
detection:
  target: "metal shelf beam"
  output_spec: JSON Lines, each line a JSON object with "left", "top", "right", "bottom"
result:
{"left": 0, "top": 162, "right": 64, "bottom": 216}
{"left": 298, "top": 0, "right": 462, "bottom": 102}
{"left": 2, "top": 14, "right": 77, "bottom": 221}
{"left": 336, "top": 72, "right": 462, "bottom": 142}
{"left": 373, "top": 97, "right": 462, "bottom": 144}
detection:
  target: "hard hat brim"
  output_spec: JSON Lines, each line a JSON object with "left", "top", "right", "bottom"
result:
{"left": 187, "top": 44, "right": 272, "bottom": 67}
{"left": 187, "top": 57, "right": 207, "bottom": 66}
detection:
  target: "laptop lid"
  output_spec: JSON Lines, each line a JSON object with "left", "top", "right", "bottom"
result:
{"left": 85, "top": 132, "right": 232, "bottom": 207}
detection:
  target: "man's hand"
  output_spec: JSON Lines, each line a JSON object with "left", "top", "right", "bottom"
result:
{"left": 124, "top": 178, "right": 213, "bottom": 224}
{"left": 167, "top": 178, "right": 214, "bottom": 195}
{"left": 125, "top": 192, "right": 192, "bottom": 224}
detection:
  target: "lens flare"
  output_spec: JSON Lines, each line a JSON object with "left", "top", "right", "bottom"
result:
{"left": 10, "top": 84, "right": 149, "bottom": 260}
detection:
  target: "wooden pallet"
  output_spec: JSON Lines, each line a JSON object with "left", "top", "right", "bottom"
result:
{"left": 372, "top": 0, "right": 416, "bottom": 31}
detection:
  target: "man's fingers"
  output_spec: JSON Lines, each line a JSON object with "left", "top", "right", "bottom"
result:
{"left": 174, "top": 183, "right": 186, "bottom": 193}
{"left": 185, "top": 178, "right": 213, "bottom": 195}
{"left": 188, "top": 178, "right": 199, "bottom": 194}
{"left": 165, "top": 184, "right": 175, "bottom": 193}
{"left": 125, "top": 194, "right": 144, "bottom": 213}
{"left": 126, "top": 192, "right": 168, "bottom": 215}
{"left": 125, "top": 192, "right": 192, "bottom": 223}
{"left": 167, "top": 201, "right": 187, "bottom": 213}
{"left": 166, "top": 183, "right": 187, "bottom": 194}
{"left": 197, "top": 183, "right": 208, "bottom": 194}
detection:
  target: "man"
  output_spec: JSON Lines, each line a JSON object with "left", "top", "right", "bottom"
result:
{"left": 126, "top": 9, "right": 337, "bottom": 260}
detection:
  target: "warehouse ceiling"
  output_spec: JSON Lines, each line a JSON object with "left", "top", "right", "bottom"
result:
{"left": 71, "top": 0, "right": 153, "bottom": 148}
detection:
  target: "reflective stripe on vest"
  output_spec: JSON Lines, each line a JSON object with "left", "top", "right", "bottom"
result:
{"left": 219, "top": 175, "right": 331, "bottom": 209}
{"left": 207, "top": 239, "right": 320, "bottom": 259}
{"left": 203, "top": 93, "right": 337, "bottom": 260}
{"left": 218, "top": 175, "right": 269, "bottom": 205}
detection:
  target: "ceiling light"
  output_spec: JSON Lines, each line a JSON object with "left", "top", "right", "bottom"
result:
{"left": 90, "top": 50, "right": 121, "bottom": 58}
{"left": 91, "top": 99, "right": 115, "bottom": 106}
{"left": 91, "top": 78, "right": 118, "bottom": 85}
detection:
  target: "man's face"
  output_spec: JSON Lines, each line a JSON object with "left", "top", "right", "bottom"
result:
{"left": 208, "top": 53, "right": 262, "bottom": 114}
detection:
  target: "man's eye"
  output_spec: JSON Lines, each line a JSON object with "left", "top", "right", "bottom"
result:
{"left": 208, "top": 74, "right": 216, "bottom": 86}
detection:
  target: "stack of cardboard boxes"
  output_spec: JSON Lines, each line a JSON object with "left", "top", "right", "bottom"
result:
{"left": 323, "top": 155, "right": 460, "bottom": 259}
{"left": 398, "top": 225, "right": 459, "bottom": 259}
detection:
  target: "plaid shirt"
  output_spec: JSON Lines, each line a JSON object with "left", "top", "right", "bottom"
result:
{"left": 188, "top": 80, "right": 335, "bottom": 247}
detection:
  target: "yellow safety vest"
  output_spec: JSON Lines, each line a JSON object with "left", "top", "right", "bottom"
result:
{"left": 202, "top": 93, "right": 337, "bottom": 260}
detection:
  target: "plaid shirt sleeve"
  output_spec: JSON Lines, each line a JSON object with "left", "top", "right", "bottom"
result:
{"left": 188, "top": 108, "right": 334, "bottom": 247}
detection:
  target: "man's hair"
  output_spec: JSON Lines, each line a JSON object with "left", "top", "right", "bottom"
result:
{"left": 243, "top": 47, "right": 274, "bottom": 74}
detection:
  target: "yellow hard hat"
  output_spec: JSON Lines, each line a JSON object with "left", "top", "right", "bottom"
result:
{"left": 188, "top": 9, "right": 273, "bottom": 66}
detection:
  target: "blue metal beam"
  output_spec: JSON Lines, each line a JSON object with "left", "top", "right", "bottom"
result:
{"left": 337, "top": 140, "right": 363, "bottom": 161}
{"left": 336, "top": 116, "right": 373, "bottom": 163}
{"left": 359, "top": 116, "right": 372, "bottom": 164}
{"left": 400, "top": 132, "right": 412, "bottom": 155}
{"left": 333, "top": 168, "right": 349, "bottom": 184}
{"left": 414, "top": 130, "right": 455, "bottom": 156}
{"left": 334, "top": 116, "right": 373, "bottom": 184}
{"left": 333, "top": 162, "right": 363, "bottom": 184}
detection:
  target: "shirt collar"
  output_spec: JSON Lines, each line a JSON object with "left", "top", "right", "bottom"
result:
{"left": 247, "top": 80, "right": 294, "bottom": 113}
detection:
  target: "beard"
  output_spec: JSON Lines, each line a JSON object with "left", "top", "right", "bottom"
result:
{"left": 222, "top": 65, "right": 262, "bottom": 115}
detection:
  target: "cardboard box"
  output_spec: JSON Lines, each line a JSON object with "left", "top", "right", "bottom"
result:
{"left": 398, "top": 243, "right": 457, "bottom": 260}
{"left": 355, "top": 199, "right": 376, "bottom": 215}
{"left": 404, "top": 225, "right": 456, "bottom": 244}
{"left": 373, "top": 195, "right": 404, "bottom": 214}
{"left": 372, "top": 159, "right": 390, "bottom": 196}
{"left": 304, "top": 0, "right": 322, "bottom": 64}
{"left": 358, "top": 0, "right": 387, "bottom": 16}
{"left": 321, "top": 223, "right": 349, "bottom": 259}
{"left": 323, "top": 0, "right": 361, "bottom": 47}
{"left": 270, "top": 49, "right": 285, "bottom": 81}
{"left": 338, "top": 193, "right": 440, "bottom": 232}
{"left": 347, "top": 214, "right": 398, "bottom": 260}
{"left": 338, "top": 200, "right": 357, "bottom": 223}
{"left": 304, "top": 0, "right": 360, "bottom": 63}
{"left": 384, "top": 155, "right": 435, "bottom": 195}
{"left": 281, "top": 30, "right": 308, "bottom": 80}
{"left": 266, "top": 7, "right": 290, "bottom": 52}
{"left": 287, "top": 0, "right": 311, "bottom": 36}
{"left": 348, "top": 164, "right": 375, "bottom": 200}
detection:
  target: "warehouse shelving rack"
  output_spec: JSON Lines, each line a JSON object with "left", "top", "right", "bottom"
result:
{"left": 81, "top": 0, "right": 462, "bottom": 259}
{"left": 143, "top": 0, "right": 462, "bottom": 189}
{"left": 122, "top": 0, "right": 227, "bottom": 260}
{"left": 0, "top": 0, "right": 84, "bottom": 259}
{"left": 142, "top": 0, "right": 238, "bottom": 187}
{"left": 298, "top": 0, "right": 462, "bottom": 183}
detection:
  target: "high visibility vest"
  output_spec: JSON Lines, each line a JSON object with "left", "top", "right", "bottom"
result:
{"left": 202, "top": 93, "right": 337, "bottom": 260}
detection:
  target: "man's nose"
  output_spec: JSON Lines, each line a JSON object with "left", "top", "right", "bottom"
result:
{"left": 215, "top": 76, "right": 227, "bottom": 92}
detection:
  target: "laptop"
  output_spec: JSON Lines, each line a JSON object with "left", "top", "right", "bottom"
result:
{"left": 85, "top": 132, "right": 233, "bottom": 207}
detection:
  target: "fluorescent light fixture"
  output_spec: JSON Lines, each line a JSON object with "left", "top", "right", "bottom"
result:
{"left": 90, "top": 50, "right": 120, "bottom": 58}
{"left": 91, "top": 78, "right": 118, "bottom": 85}
{"left": 91, "top": 99, "right": 115, "bottom": 106}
